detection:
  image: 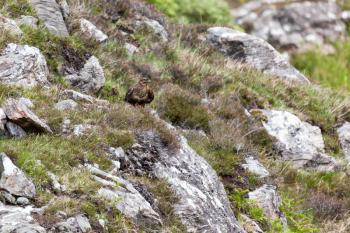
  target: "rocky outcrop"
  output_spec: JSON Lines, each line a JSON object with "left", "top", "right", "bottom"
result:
{"left": 0, "top": 153, "right": 36, "bottom": 198}
{"left": 64, "top": 56, "right": 105, "bottom": 94}
{"left": 87, "top": 165, "right": 163, "bottom": 230}
{"left": 242, "top": 156, "right": 269, "bottom": 178}
{"left": 0, "top": 203, "right": 45, "bottom": 233}
{"left": 80, "top": 19, "right": 108, "bottom": 43}
{"left": 0, "top": 15, "right": 23, "bottom": 36}
{"left": 3, "top": 98, "right": 52, "bottom": 134}
{"left": 255, "top": 109, "right": 339, "bottom": 171}
{"left": 0, "top": 44, "right": 49, "bottom": 87}
{"left": 124, "top": 129, "right": 246, "bottom": 233}
{"left": 337, "top": 122, "right": 350, "bottom": 163}
{"left": 50, "top": 214, "right": 91, "bottom": 233}
{"left": 30, "top": 0, "right": 69, "bottom": 37}
{"left": 248, "top": 185, "right": 287, "bottom": 227}
{"left": 233, "top": 0, "right": 347, "bottom": 53}
{"left": 207, "top": 27, "right": 309, "bottom": 83}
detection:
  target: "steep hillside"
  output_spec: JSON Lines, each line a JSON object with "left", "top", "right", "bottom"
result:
{"left": 0, "top": 0, "right": 350, "bottom": 232}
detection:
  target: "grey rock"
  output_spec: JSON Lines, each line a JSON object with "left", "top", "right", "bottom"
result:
{"left": 51, "top": 214, "right": 91, "bottom": 233}
{"left": 256, "top": 109, "right": 340, "bottom": 171}
{"left": 16, "top": 15, "right": 38, "bottom": 28}
{"left": 19, "top": 97, "right": 34, "bottom": 109}
{"left": 109, "top": 147, "right": 125, "bottom": 160}
{"left": 62, "top": 89, "right": 109, "bottom": 106}
{"left": 242, "top": 156, "right": 269, "bottom": 178}
{"left": 248, "top": 185, "right": 287, "bottom": 227}
{"left": 55, "top": 99, "right": 78, "bottom": 111}
{"left": 0, "top": 108, "right": 7, "bottom": 134}
{"left": 72, "top": 124, "right": 94, "bottom": 137}
{"left": 16, "top": 197, "right": 30, "bottom": 206}
{"left": 126, "top": 129, "right": 245, "bottom": 233}
{"left": 87, "top": 165, "right": 163, "bottom": 230}
{"left": 30, "top": 0, "right": 69, "bottom": 36}
{"left": 240, "top": 214, "right": 263, "bottom": 233}
{"left": 234, "top": 1, "right": 346, "bottom": 53}
{"left": 124, "top": 43, "right": 139, "bottom": 55}
{"left": 0, "top": 191, "right": 16, "bottom": 204}
{"left": 0, "top": 153, "right": 36, "bottom": 198}
{"left": 64, "top": 56, "right": 105, "bottom": 93}
{"left": 48, "top": 172, "right": 66, "bottom": 193}
{"left": 207, "top": 27, "right": 309, "bottom": 83}
{"left": 3, "top": 98, "right": 52, "bottom": 133}
{"left": 57, "top": 0, "right": 70, "bottom": 19}
{"left": 138, "top": 18, "right": 168, "bottom": 42}
{"left": 0, "top": 15, "right": 23, "bottom": 36}
{"left": 5, "top": 122, "right": 27, "bottom": 138}
{"left": 0, "top": 44, "right": 49, "bottom": 87}
{"left": 0, "top": 202, "right": 45, "bottom": 233}
{"left": 80, "top": 19, "right": 108, "bottom": 43}
{"left": 337, "top": 122, "right": 350, "bottom": 163}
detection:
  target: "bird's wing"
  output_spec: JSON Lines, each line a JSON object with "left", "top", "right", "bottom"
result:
{"left": 148, "top": 89, "right": 154, "bottom": 101}
{"left": 125, "top": 87, "right": 134, "bottom": 101}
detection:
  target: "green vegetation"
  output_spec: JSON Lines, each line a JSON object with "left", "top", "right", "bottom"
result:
{"left": 147, "top": 0, "right": 231, "bottom": 24}
{"left": 292, "top": 42, "right": 350, "bottom": 92}
{"left": 0, "top": 0, "right": 35, "bottom": 17}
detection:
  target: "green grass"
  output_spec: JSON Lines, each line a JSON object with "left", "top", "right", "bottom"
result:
{"left": 0, "top": 0, "right": 35, "bottom": 17}
{"left": 292, "top": 42, "right": 350, "bottom": 92}
{"left": 147, "top": 0, "right": 231, "bottom": 24}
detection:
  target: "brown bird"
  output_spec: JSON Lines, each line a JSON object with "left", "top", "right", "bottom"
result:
{"left": 125, "top": 78, "right": 154, "bottom": 107}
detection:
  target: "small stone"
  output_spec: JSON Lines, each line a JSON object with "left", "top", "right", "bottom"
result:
{"left": 139, "top": 18, "right": 168, "bottom": 42}
{"left": 54, "top": 99, "right": 78, "bottom": 111}
{"left": 242, "top": 156, "right": 269, "bottom": 178}
{"left": 124, "top": 43, "right": 139, "bottom": 55}
{"left": 16, "top": 197, "right": 30, "bottom": 206}
{"left": 109, "top": 147, "right": 125, "bottom": 160}
{"left": 80, "top": 18, "right": 108, "bottom": 43}
{"left": 0, "top": 14, "right": 23, "bottom": 36}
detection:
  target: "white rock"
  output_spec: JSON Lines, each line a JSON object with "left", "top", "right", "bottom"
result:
{"left": 0, "top": 202, "right": 45, "bottom": 233}
{"left": 16, "top": 197, "right": 30, "bottom": 206}
{"left": 337, "top": 122, "right": 350, "bottom": 163}
{"left": 248, "top": 185, "right": 287, "bottom": 227}
{"left": 0, "top": 15, "right": 23, "bottom": 36}
{"left": 64, "top": 56, "right": 105, "bottom": 93}
{"left": 141, "top": 18, "right": 168, "bottom": 42}
{"left": 240, "top": 214, "right": 263, "bottom": 233}
{"left": 0, "top": 44, "right": 49, "bottom": 87}
{"left": 54, "top": 99, "right": 77, "bottom": 111}
{"left": 257, "top": 109, "right": 340, "bottom": 171}
{"left": 52, "top": 214, "right": 91, "bottom": 232}
{"left": 109, "top": 147, "right": 125, "bottom": 160}
{"left": 80, "top": 19, "right": 108, "bottom": 43}
{"left": 207, "top": 27, "right": 310, "bottom": 83}
{"left": 0, "top": 153, "right": 36, "bottom": 198}
{"left": 18, "top": 97, "right": 34, "bottom": 109}
{"left": 124, "top": 43, "right": 139, "bottom": 55}
{"left": 87, "top": 165, "right": 163, "bottom": 229}
{"left": 242, "top": 156, "right": 269, "bottom": 178}
{"left": 30, "top": 0, "right": 69, "bottom": 37}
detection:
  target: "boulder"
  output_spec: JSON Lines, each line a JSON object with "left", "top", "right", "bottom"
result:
{"left": 16, "top": 16, "right": 38, "bottom": 28}
{"left": 5, "top": 122, "right": 27, "bottom": 138}
{"left": 137, "top": 18, "right": 169, "bottom": 42}
{"left": 54, "top": 99, "right": 78, "bottom": 111}
{"left": 240, "top": 214, "right": 263, "bottom": 233}
{"left": 125, "top": 129, "right": 246, "bottom": 233}
{"left": 207, "top": 27, "right": 309, "bottom": 83}
{"left": 248, "top": 185, "right": 287, "bottom": 226}
{"left": 3, "top": 98, "right": 52, "bottom": 133}
{"left": 80, "top": 19, "right": 108, "bottom": 43}
{"left": 0, "top": 44, "right": 49, "bottom": 87}
{"left": 337, "top": 122, "right": 350, "bottom": 163}
{"left": 0, "top": 153, "right": 36, "bottom": 198}
{"left": 64, "top": 56, "right": 105, "bottom": 94}
{"left": 0, "top": 15, "right": 23, "bottom": 36}
{"left": 0, "top": 202, "right": 45, "bottom": 233}
{"left": 233, "top": 1, "right": 347, "bottom": 53}
{"left": 242, "top": 156, "right": 269, "bottom": 178}
{"left": 87, "top": 165, "right": 163, "bottom": 230}
{"left": 50, "top": 214, "right": 91, "bottom": 233}
{"left": 255, "top": 109, "right": 339, "bottom": 171}
{"left": 30, "top": 0, "right": 69, "bottom": 37}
